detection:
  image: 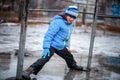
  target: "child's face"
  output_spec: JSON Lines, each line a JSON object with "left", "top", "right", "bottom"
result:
{"left": 66, "top": 15, "right": 75, "bottom": 24}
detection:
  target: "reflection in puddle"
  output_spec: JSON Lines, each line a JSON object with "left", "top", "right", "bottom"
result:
{"left": 0, "top": 52, "right": 11, "bottom": 70}
{"left": 64, "top": 69, "right": 82, "bottom": 80}
{"left": 86, "top": 72, "right": 90, "bottom": 80}
{"left": 0, "top": 52, "right": 17, "bottom": 79}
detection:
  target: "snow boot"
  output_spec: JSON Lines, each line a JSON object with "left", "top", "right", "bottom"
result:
{"left": 71, "top": 65, "right": 89, "bottom": 71}
{"left": 71, "top": 65, "right": 83, "bottom": 70}
{"left": 22, "top": 67, "right": 34, "bottom": 80}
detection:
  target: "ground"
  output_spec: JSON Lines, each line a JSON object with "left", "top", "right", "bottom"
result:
{"left": 0, "top": 23, "right": 120, "bottom": 80}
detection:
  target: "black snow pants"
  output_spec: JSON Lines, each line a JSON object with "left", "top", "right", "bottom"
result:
{"left": 30, "top": 46, "right": 77, "bottom": 75}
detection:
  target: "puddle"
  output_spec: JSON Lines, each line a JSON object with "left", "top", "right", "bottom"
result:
{"left": 0, "top": 52, "right": 11, "bottom": 70}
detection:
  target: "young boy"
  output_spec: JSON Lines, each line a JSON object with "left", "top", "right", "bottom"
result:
{"left": 22, "top": 5, "right": 84, "bottom": 80}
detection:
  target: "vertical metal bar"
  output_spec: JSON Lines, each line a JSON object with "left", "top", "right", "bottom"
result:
{"left": 82, "top": 8, "right": 86, "bottom": 25}
{"left": 16, "top": 0, "right": 29, "bottom": 79}
{"left": 82, "top": 0, "right": 88, "bottom": 32}
{"left": 87, "top": 0, "right": 99, "bottom": 70}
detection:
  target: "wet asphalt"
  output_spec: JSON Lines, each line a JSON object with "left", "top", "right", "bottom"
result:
{"left": 0, "top": 51, "right": 120, "bottom": 80}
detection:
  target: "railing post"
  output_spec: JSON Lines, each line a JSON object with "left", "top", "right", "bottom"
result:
{"left": 16, "top": 0, "right": 29, "bottom": 79}
{"left": 87, "top": 0, "right": 99, "bottom": 70}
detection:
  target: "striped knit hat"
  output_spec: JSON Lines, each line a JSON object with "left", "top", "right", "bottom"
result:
{"left": 65, "top": 5, "right": 79, "bottom": 18}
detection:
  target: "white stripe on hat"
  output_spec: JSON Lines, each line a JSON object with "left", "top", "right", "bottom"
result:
{"left": 68, "top": 5, "right": 78, "bottom": 9}
{"left": 65, "top": 10, "right": 78, "bottom": 17}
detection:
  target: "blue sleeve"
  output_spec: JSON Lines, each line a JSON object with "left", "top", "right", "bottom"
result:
{"left": 43, "top": 20, "right": 60, "bottom": 49}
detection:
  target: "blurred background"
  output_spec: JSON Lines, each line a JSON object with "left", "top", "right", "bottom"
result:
{"left": 0, "top": 0, "right": 120, "bottom": 30}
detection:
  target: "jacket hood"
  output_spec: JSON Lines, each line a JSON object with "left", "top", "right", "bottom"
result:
{"left": 53, "top": 14, "right": 69, "bottom": 24}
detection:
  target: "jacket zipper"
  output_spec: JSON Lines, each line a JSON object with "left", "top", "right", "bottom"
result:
{"left": 63, "top": 26, "right": 71, "bottom": 47}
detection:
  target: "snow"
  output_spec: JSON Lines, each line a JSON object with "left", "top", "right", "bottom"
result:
{"left": 0, "top": 23, "right": 120, "bottom": 57}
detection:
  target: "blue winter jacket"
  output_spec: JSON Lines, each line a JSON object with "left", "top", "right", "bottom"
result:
{"left": 43, "top": 15, "right": 74, "bottom": 50}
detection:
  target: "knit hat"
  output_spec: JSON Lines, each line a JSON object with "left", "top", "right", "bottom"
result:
{"left": 65, "top": 5, "right": 79, "bottom": 19}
